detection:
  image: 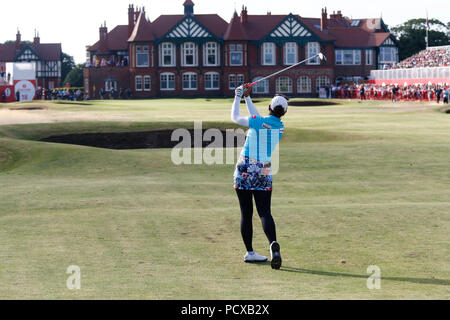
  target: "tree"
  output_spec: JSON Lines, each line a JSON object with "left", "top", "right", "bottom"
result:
{"left": 61, "top": 52, "right": 76, "bottom": 84}
{"left": 391, "top": 19, "right": 450, "bottom": 60}
{"left": 63, "top": 64, "right": 84, "bottom": 87}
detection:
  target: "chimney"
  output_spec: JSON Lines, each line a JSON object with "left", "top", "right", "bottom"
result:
{"left": 241, "top": 6, "right": 248, "bottom": 25}
{"left": 128, "top": 4, "right": 135, "bottom": 37}
{"left": 321, "top": 8, "right": 328, "bottom": 31}
{"left": 330, "top": 10, "right": 343, "bottom": 20}
{"left": 33, "top": 30, "right": 40, "bottom": 45}
{"left": 15, "top": 29, "right": 21, "bottom": 50}
{"left": 99, "top": 22, "right": 108, "bottom": 53}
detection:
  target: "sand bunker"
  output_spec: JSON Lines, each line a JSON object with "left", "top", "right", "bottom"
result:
{"left": 40, "top": 129, "right": 247, "bottom": 150}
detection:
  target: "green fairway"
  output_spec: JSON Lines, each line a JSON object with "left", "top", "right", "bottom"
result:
{"left": 0, "top": 98, "right": 449, "bottom": 299}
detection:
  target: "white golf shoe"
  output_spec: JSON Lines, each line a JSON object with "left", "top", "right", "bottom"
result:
{"left": 244, "top": 251, "right": 268, "bottom": 263}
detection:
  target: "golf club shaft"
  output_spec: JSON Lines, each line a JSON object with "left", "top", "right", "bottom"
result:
{"left": 244, "top": 53, "right": 324, "bottom": 88}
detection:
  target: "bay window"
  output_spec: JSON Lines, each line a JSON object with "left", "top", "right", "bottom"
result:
{"left": 230, "top": 44, "right": 243, "bottom": 66}
{"left": 284, "top": 42, "right": 298, "bottom": 65}
{"left": 307, "top": 42, "right": 320, "bottom": 65}
{"left": 160, "top": 43, "right": 175, "bottom": 67}
{"left": 136, "top": 45, "right": 149, "bottom": 67}
{"left": 263, "top": 42, "right": 276, "bottom": 65}
{"left": 182, "top": 42, "right": 197, "bottom": 66}
{"left": 204, "top": 42, "right": 219, "bottom": 66}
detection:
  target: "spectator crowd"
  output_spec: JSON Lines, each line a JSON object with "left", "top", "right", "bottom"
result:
{"left": 386, "top": 47, "right": 450, "bottom": 69}
{"left": 85, "top": 56, "right": 128, "bottom": 68}
{"left": 332, "top": 83, "right": 449, "bottom": 104}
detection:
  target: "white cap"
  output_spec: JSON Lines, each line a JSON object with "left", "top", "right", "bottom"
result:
{"left": 270, "top": 95, "right": 289, "bottom": 112}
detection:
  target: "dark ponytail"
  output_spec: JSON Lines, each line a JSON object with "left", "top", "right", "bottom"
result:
{"left": 269, "top": 94, "right": 288, "bottom": 118}
{"left": 270, "top": 105, "right": 286, "bottom": 118}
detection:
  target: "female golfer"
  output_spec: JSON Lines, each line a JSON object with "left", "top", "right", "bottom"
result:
{"left": 231, "top": 85, "right": 288, "bottom": 270}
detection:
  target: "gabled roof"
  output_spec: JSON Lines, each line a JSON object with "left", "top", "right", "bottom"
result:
{"left": 88, "top": 25, "right": 129, "bottom": 52}
{"left": 0, "top": 42, "right": 61, "bottom": 61}
{"left": 224, "top": 12, "right": 248, "bottom": 40}
{"left": 128, "top": 12, "right": 155, "bottom": 42}
{"left": 151, "top": 14, "right": 228, "bottom": 39}
{"left": 234, "top": 14, "right": 334, "bottom": 42}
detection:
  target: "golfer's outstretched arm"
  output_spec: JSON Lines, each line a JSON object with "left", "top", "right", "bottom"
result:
{"left": 231, "top": 88, "right": 249, "bottom": 127}
{"left": 244, "top": 96, "right": 261, "bottom": 117}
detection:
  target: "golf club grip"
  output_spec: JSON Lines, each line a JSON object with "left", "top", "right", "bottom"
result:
{"left": 244, "top": 82, "right": 258, "bottom": 88}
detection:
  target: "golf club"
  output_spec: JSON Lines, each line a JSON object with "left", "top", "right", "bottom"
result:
{"left": 244, "top": 53, "right": 327, "bottom": 88}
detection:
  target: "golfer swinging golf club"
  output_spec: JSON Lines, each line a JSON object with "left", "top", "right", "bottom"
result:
{"left": 231, "top": 84, "right": 288, "bottom": 270}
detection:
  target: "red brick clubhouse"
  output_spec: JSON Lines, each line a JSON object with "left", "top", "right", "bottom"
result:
{"left": 84, "top": 1, "right": 399, "bottom": 98}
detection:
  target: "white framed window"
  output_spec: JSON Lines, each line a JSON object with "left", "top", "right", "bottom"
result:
{"left": 182, "top": 72, "right": 197, "bottom": 90}
{"left": 160, "top": 43, "right": 175, "bottom": 67}
{"left": 335, "top": 49, "right": 362, "bottom": 65}
{"left": 230, "top": 44, "right": 243, "bottom": 66}
{"left": 262, "top": 42, "right": 276, "bottom": 65}
{"left": 307, "top": 42, "right": 320, "bottom": 65}
{"left": 229, "top": 74, "right": 244, "bottom": 90}
{"left": 205, "top": 72, "right": 219, "bottom": 90}
{"left": 284, "top": 42, "right": 298, "bottom": 65}
{"left": 160, "top": 73, "right": 175, "bottom": 91}
{"left": 276, "top": 77, "right": 292, "bottom": 94}
{"left": 182, "top": 42, "right": 197, "bottom": 66}
{"left": 316, "top": 76, "right": 330, "bottom": 91}
{"left": 136, "top": 45, "right": 149, "bottom": 67}
{"left": 237, "top": 74, "right": 244, "bottom": 88}
{"left": 229, "top": 74, "right": 236, "bottom": 90}
{"left": 252, "top": 77, "right": 269, "bottom": 94}
{"left": 105, "top": 79, "right": 117, "bottom": 92}
{"left": 144, "top": 76, "right": 151, "bottom": 91}
{"left": 135, "top": 76, "right": 143, "bottom": 91}
{"left": 366, "top": 50, "right": 373, "bottom": 65}
{"left": 204, "top": 42, "right": 219, "bottom": 66}
{"left": 378, "top": 47, "right": 398, "bottom": 64}
{"left": 297, "top": 76, "right": 312, "bottom": 93}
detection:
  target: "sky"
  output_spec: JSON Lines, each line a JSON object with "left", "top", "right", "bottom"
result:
{"left": 0, "top": 0, "right": 449, "bottom": 64}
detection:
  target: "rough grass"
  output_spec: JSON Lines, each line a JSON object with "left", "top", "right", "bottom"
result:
{"left": 0, "top": 98, "right": 449, "bottom": 299}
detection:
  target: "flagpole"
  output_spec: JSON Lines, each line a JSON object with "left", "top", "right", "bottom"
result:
{"left": 426, "top": 10, "right": 429, "bottom": 49}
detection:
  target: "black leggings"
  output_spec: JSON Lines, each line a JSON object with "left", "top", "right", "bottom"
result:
{"left": 235, "top": 189, "right": 277, "bottom": 252}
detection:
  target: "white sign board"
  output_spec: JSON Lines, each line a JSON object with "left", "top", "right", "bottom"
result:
{"left": 6, "top": 62, "right": 36, "bottom": 81}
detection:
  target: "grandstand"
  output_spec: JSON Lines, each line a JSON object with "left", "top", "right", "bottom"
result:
{"left": 370, "top": 45, "right": 450, "bottom": 85}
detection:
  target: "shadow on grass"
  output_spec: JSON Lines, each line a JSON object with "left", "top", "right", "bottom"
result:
{"left": 280, "top": 267, "right": 450, "bottom": 286}
{"left": 251, "top": 264, "right": 449, "bottom": 286}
